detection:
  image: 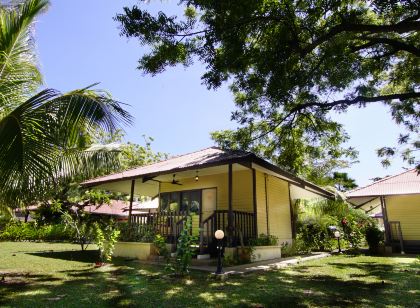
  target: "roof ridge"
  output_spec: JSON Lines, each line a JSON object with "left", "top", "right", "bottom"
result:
{"left": 347, "top": 168, "right": 416, "bottom": 194}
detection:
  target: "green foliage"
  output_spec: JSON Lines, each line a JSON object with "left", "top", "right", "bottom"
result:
{"left": 281, "top": 238, "right": 311, "bottom": 257}
{"left": 365, "top": 224, "right": 384, "bottom": 254}
{"left": 172, "top": 216, "right": 197, "bottom": 276}
{"left": 249, "top": 233, "right": 278, "bottom": 246}
{"left": 0, "top": 0, "right": 132, "bottom": 207}
{"left": 116, "top": 1, "right": 419, "bottom": 173}
{"left": 0, "top": 209, "right": 13, "bottom": 230}
{"left": 93, "top": 222, "right": 120, "bottom": 262}
{"left": 118, "top": 222, "right": 156, "bottom": 243}
{"left": 297, "top": 216, "right": 337, "bottom": 251}
{"left": 92, "top": 130, "right": 168, "bottom": 171}
{"left": 296, "top": 199, "right": 373, "bottom": 251}
{"left": 153, "top": 234, "right": 170, "bottom": 265}
{"left": 0, "top": 220, "right": 73, "bottom": 241}
{"left": 61, "top": 210, "right": 94, "bottom": 251}
{"left": 331, "top": 172, "right": 358, "bottom": 192}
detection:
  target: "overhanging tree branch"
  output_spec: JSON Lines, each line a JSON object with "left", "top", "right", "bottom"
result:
{"left": 304, "top": 21, "right": 420, "bottom": 56}
{"left": 291, "top": 92, "right": 420, "bottom": 113}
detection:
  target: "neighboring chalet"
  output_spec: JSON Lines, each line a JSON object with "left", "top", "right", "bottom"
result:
{"left": 83, "top": 199, "right": 158, "bottom": 221}
{"left": 82, "top": 147, "right": 333, "bottom": 254}
{"left": 347, "top": 169, "right": 420, "bottom": 253}
{"left": 14, "top": 199, "right": 158, "bottom": 222}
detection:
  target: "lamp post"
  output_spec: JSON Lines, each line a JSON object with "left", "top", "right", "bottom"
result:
{"left": 334, "top": 230, "right": 342, "bottom": 253}
{"left": 215, "top": 230, "right": 225, "bottom": 274}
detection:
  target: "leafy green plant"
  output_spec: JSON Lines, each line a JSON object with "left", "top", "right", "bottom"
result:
{"left": 0, "top": 220, "right": 73, "bottom": 241}
{"left": 171, "top": 216, "right": 197, "bottom": 276}
{"left": 297, "top": 215, "right": 337, "bottom": 251}
{"left": 365, "top": 224, "right": 384, "bottom": 254}
{"left": 296, "top": 200, "right": 373, "bottom": 252}
{"left": 237, "top": 246, "right": 254, "bottom": 263}
{"left": 153, "top": 234, "right": 170, "bottom": 266}
{"left": 93, "top": 222, "right": 120, "bottom": 263}
{"left": 281, "top": 238, "right": 311, "bottom": 257}
{"left": 249, "top": 234, "right": 278, "bottom": 246}
{"left": 61, "top": 211, "right": 94, "bottom": 250}
{"left": 118, "top": 222, "right": 156, "bottom": 242}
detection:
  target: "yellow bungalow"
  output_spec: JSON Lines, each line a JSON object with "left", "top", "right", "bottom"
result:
{"left": 82, "top": 147, "right": 332, "bottom": 254}
{"left": 347, "top": 169, "right": 420, "bottom": 253}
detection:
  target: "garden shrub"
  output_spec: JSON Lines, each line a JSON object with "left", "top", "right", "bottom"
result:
{"left": 0, "top": 220, "right": 73, "bottom": 241}
{"left": 171, "top": 216, "right": 197, "bottom": 276}
{"left": 118, "top": 222, "right": 156, "bottom": 242}
{"left": 249, "top": 234, "right": 278, "bottom": 246}
{"left": 281, "top": 237, "right": 311, "bottom": 257}
{"left": 153, "top": 234, "right": 169, "bottom": 258}
{"left": 297, "top": 215, "right": 337, "bottom": 251}
{"left": 364, "top": 224, "right": 384, "bottom": 254}
{"left": 93, "top": 222, "right": 120, "bottom": 262}
{"left": 296, "top": 199, "right": 373, "bottom": 252}
{"left": 61, "top": 211, "right": 95, "bottom": 250}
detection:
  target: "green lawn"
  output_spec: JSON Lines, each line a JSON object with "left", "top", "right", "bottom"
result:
{"left": 0, "top": 242, "right": 419, "bottom": 307}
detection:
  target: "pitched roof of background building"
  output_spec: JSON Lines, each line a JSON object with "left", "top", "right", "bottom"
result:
{"left": 83, "top": 200, "right": 130, "bottom": 217}
{"left": 84, "top": 199, "right": 158, "bottom": 216}
{"left": 346, "top": 169, "right": 420, "bottom": 198}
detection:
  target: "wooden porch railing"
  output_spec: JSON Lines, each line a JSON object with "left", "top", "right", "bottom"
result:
{"left": 130, "top": 211, "right": 189, "bottom": 243}
{"left": 131, "top": 209, "right": 256, "bottom": 251}
{"left": 200, "top": 210, "right": 256, "bottom": 253}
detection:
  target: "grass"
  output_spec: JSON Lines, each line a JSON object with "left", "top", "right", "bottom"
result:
{"left": 0, "top": 242, "right": 419, "bottom": 307}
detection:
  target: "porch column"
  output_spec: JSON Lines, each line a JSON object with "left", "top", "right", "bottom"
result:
{"left": 265, "top": 174, "right": 270, "bottom": 235}
{"left": 380, "top": 196, "right": 391, "bottom": 245}
{"left": 228, "top": 163, "right": 233, "bottom": 247}
{"left": 252, "top": 168, "right": 258, "bottom": 238}
{"left": 288, "top": 183, "right": 296, "bottom": 239}
{"left": 128, "top": 179, "right": 135, "bottom": 228}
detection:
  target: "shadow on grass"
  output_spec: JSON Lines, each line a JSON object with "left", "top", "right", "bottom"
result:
{"left": 1, "top": 256, "right": 419, "bottom": 307}
{"left": 26, "top": 249, "right": 99, "bottom": 263}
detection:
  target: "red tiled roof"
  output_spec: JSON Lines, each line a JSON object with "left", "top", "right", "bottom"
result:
{"left": 83, "top": 200, "right": 129, "bottom": 217}
{"left": 83, "top": 199, "right": 158, "bottom": 216}
{"left": 346, "top": 169, "right": 420, "bottom": 198}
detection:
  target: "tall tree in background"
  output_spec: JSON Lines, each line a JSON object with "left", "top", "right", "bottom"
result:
{"left": 0, "top": 0, "right": 132, "bottom": 208}
{"left": 331, "top": 172, "right": 358, "bottom": 192}
{"left": 115, "top": 0, "right": 419, "bottom": 180}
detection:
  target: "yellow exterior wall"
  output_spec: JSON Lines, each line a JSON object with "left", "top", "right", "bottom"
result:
{"left": 266, "top": 175, "right": 292, "bottom": 244}
{"left": 232, "top": 169, "right": 253, "bottom": 212}
{"left": 386, "top": 194, "right": 420, "bottom": 241}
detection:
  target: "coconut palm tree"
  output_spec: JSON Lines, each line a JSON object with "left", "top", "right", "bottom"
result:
{"left": 0, "top": 0, "right": 132, "bottom": 208}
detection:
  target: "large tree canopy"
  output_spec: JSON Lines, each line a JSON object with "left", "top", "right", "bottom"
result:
{"left": 115, "top": 0, "right": 419, "bottom": 177}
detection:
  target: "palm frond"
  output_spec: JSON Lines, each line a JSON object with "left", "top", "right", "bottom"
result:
{"left": 0, "top": 0, "right": 48, "bottom": 114}
{"left": 0, "top": 88, "right": 132, "bottom": 206}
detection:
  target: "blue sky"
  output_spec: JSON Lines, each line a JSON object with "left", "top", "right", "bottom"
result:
{"left": 35, "top": 0, "right": 409, "bottom": 186}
